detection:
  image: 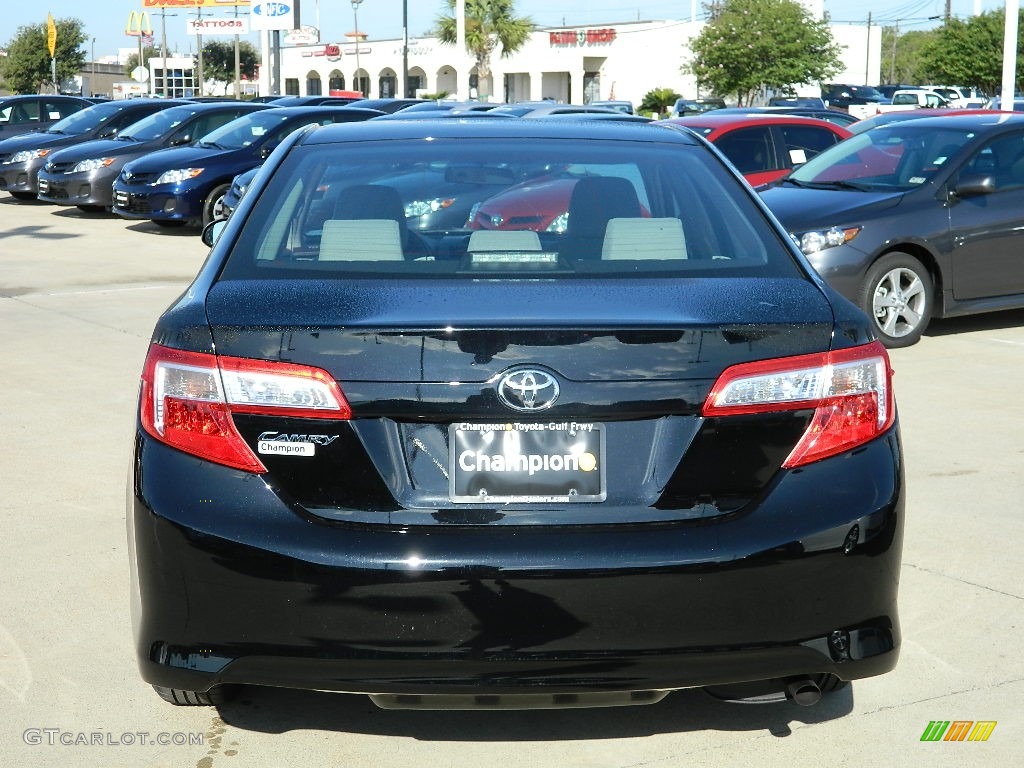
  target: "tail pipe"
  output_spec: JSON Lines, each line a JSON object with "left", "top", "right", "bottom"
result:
{"left": 785, "top": 677, "right": 822, "bottom": 707}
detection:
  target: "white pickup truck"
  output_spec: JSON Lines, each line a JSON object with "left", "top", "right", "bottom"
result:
{"left": 875, "top": 89, "right": 952, "bottom": 114}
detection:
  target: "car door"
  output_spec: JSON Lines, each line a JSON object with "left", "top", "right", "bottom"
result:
{"left": 949, "top": 130, "right": 1024, "bottom": 300}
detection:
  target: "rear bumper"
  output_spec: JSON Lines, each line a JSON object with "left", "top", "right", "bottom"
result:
{"left": 129, "top": 429, "right": 903, "bottom": 697}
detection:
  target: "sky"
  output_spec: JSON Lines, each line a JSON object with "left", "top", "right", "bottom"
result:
{"left": 0, "top": 1, "right": 1011, "bottom": 62}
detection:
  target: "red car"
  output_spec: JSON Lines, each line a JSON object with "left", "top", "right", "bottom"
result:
{"left": 467, "top": 115, "right": 850, "bottom": 233}
{"left": 666, "top": 114, "right": 852, "bottom": 187}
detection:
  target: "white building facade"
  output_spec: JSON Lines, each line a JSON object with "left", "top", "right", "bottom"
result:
{"left": 261, "top": 17, "right": 881, "bottom": 106}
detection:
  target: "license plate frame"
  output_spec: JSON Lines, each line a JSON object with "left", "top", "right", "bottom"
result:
{"left": 449, "top": 421, "right": 606, "bottom": 503}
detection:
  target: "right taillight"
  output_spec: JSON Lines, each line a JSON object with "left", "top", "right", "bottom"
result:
{"left": 701, "top": 341, "right": 895, "bottom": 468}
{"left": 139, "top": 344, "right": 351, "bottom": 473}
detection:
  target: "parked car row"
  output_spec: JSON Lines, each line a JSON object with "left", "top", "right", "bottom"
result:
{"left": 5, "top": 97, "right": 1024, "bottom": 349}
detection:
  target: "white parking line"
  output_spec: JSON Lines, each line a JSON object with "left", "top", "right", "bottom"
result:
{"left": 24, "top": 284, "right": 184, "bottom": 298}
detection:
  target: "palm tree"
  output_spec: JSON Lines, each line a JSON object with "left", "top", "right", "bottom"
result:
{"left": 435, "top": 0, "right": 534, "bottom": 99}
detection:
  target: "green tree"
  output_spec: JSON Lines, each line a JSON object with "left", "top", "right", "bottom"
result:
{"left": 919, "top": 11, "right": 1024, "bottom": 94}
{"left": 687, "top": 0, "right": 842, "bottom": 106}
{"left": 0, "top": 17, "right": 86, "bottom": 94}
{"left": 435, "top": 0, "right": 534, "bottom": 99}
{"left": 124, "top": 46, "right": 160, "bottom": 78}
{"left": 640, "top": 87, "right": 681, "bottom": 117}
{"left": 200, "top": 40, "right": 260, "bottom": 94}
{"left": 881, "top": 27, "right": 936, "bottom": 86}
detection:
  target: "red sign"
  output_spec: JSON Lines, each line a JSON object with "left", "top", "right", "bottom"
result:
{"left": 549, "top": 28, "right": 617, "bottom": 46}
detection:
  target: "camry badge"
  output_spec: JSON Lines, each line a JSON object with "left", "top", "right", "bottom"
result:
{"left": 497, "top": 369, "right": 560, "bottom": 412}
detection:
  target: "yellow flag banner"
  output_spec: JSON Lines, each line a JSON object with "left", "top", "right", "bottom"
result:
{"left": 46, "top": 12, "right": 57, "bottom": 57}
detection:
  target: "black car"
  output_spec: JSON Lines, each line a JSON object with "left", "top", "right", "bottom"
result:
{"left": 0, "top": 99, "right": 182, "bottom": 200}
{"left": 129, "top": 118, "right": 903, "bottom": 709}
{"left": 705, "top": 106, "right": 861, "bottom": 129}
{"left": 822, "top": 84, "right": 885, "bottom": 111}
{"left": 760, "top": 112, "right": 1024, "bottom": 347}
{"left": 37, "top": 101, "right": 270, "bottom": 211}
{"left": 112, "top": 106, "right": 384, "bottom": 228}
{"left": 266, "top": 95, "right": 365, "bottom": 107}
{"left": 0, "top": 94, "right": 92, "bottom": 141}
{"left": 347, "top": 98, "right": 429, "bottom": 113}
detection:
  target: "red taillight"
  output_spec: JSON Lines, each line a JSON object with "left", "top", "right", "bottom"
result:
{"left": 702, "top": 341, "right": 895, "bottom": 468}
{"left": 139, "top": 344, "right": 351, "bottom": 473}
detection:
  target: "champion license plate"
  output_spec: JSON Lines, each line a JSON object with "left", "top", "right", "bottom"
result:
{"left": 449, "top": 421, "right": 606, "bottom": 503}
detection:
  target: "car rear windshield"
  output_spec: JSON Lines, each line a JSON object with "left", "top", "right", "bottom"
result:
{"left": 218, "top": 135, "right": 803, "bottom": 280}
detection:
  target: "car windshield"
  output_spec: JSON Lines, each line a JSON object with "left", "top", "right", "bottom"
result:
{"left": 220, "top": 135, "right": 800, "bottom": 280}
{"left": 786, "top": 124, "right": 974, "bottom": 190}
{"left": 198, "top": 111, "right": 295, "bottom": 149}
{"left": 45, "top": 103, "right": 122, "bottom": 135}
{"left": 120, "top": 106, "right": 198, "bottom": 141}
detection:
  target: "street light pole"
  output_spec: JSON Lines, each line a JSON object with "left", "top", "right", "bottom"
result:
{"left": 352, "top": 0, "right": 363, "bottom": 95}
{"left": 403, "top": 0, "right": 408, "bottom": 98}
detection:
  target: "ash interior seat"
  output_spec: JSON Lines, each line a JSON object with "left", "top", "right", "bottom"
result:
{"left": 561, "top": 176, "right": 641, "bottom": 260}
{"left": 320, "top": 184, "right": 407, "bottom": 261}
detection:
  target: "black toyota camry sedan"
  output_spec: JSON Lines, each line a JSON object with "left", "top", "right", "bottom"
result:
{"left": 128, "top": 118, "right": 903, "bottom": 710}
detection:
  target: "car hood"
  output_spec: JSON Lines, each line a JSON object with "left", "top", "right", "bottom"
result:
{"left": 47, "top": 136, "right": 159, "bottom": 163}
{"left": 758, "top": 185, "right": 905, "bottom": 233}
{"left": 0, "top": 131, "right": 83, "bottom": 153}
{"left": 123, "top": 144, "right": 240, "bottom": 172}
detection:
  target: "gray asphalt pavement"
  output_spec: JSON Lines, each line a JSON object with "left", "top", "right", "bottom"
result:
{"left": 1, "top": 194, "right": 1021, "bottom": 767}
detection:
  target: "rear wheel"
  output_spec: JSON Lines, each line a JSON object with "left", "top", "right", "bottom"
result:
{"left": 860, "top": 252, "right": 933, "bottom": 348}
{"left": 152, "top": 684, "right": 236, "bottom": 706}
{"left": 203, "top": 183, "right": 231, "bottom": 228}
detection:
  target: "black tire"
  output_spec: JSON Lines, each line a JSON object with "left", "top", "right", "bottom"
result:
{"left": 152, "top": 684, "right": 236, "bottom": 706}
{"left": 77, "top": 204, "right": 106, "bottom": 213}
{"left": 860, "top": 252, "right": 933, "bottom": 348}
{"left": 153, "top": 219, "right": 187, "bottom": 228}
{"left": 9, "top": 191, "right": 36, "bottom": 201}
{"left": 203, "top": 183, "right": 231, "bottom": 228}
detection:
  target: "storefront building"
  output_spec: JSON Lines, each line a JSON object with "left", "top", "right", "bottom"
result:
{"left": 263, "top": 17, "right": 879, "bottom": 107}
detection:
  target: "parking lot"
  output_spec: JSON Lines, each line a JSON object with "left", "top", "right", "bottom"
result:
{"left": 0, "top": 193, "right": 1021, "bottom": 767}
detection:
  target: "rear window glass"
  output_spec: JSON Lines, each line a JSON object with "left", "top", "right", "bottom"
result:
{"left": 218, "top": 135, "right": 801, "bottom": 279}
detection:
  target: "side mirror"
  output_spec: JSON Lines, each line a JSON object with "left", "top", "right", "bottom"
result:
{"left": 201, "top": 219, "right": 227, "bottom": 247}
{"left": 951, "top": 173, "right": 995, "bottom": 199}
{"left": 98, "top": 126, "right": 119, "bottom": 138}
{"left": 169, "top": 133, "right": 191, "bottom": 146}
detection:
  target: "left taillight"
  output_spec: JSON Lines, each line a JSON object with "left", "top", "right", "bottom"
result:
{"left": 702, "top": 341, "right": 895, "bottom": 468}
{"left": 139, "top": 344, "right": 351, "bottom": 473}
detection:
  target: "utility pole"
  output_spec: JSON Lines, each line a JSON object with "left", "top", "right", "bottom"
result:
{"left": 233, "top": 4, "right": 241, "bottom": 98}
{"left": 196, "top": 8, "right": 205, "bottom": 97}
{"left": 865, "top": 12, "right": 872, "bottom": 86}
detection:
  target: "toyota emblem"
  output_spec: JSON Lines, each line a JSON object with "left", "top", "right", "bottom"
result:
{"left": 497, "top": 369, "right": 560, "bottom": 412}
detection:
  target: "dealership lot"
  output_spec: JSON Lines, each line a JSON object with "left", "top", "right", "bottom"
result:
{"left": 0, "top": 194, "right": 1021, "bottom": 767}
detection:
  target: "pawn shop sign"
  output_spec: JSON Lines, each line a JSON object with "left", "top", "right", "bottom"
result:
{"left": 47, "top": 12, "right": 57, "bottom": 57}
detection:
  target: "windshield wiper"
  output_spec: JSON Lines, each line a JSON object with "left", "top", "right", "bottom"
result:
{"left": 196, "top": 140, "right": 224, "bottom": 149}
{"left": 786, "top": 178, "right": 872, "bottom": 191}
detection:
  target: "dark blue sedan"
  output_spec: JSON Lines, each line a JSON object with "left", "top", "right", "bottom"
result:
{"left": 111, "top": 106, "right": 383, "bottom": 228}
